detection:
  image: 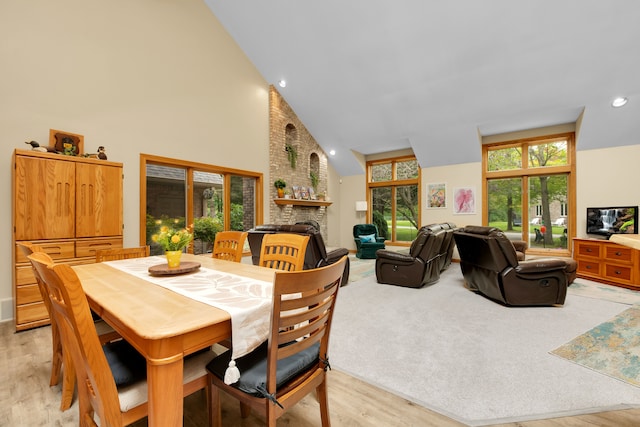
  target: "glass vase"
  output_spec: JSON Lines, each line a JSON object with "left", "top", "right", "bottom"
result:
{"left": 165, "top": 250, "right": 182, "bottom": 268}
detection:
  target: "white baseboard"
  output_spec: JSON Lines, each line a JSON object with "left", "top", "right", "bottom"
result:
{"left": 0, "top": 298, "right": 14, "bottom": 322}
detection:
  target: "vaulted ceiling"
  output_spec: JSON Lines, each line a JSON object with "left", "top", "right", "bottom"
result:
{"left": 205, "top": 1, "right": 640, "bottom": 176}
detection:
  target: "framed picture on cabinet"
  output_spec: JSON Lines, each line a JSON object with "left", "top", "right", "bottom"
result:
{"left": 426, "top": 182, "right": 447, "bottom": 209}
{"left": 49, "top": 129, "right": 84, "bottom": 155}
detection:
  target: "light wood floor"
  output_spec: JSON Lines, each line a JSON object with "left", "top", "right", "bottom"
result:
{"left": 1, "top": 321, "right": 638, "bottom": 426}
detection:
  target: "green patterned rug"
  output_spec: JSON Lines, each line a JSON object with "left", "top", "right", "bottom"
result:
{"left": 347, "top": 255, "right": 376, "bottom": 282}
{"left": 551, "top": 305, "right": 640, "bottom": 387}
{"left": 347, "top": 248, "right": 410, "bottom": 283}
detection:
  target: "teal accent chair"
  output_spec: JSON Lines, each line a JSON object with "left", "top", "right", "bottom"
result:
{"left": 353, "top": 224, "right": 386, "bottom": 259}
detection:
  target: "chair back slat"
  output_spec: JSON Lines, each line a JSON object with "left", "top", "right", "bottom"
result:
{"left": 259, "top": 233, "right": 309, "bottom": 271}
{"left": 267, "top": 256, "right": 346, "bottom": 390}
{"left": 206, "top": 255, "right": 346, "bottom": 425}
{"left": 212, "top": 231, "right": 248, "bottom": 262}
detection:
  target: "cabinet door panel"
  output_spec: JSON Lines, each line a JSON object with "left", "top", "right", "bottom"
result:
{"left": 75, "top": 163, "right": 123, "bottom": 237}
{"left": 14, "top": 156, "right": 75, "bottom": 240}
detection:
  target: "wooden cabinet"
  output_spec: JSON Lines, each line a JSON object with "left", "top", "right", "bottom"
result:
{"left": 12, "top": 150, "right": 124, "bottom": 331}
{"left": 573, "top": 238, "right": 640, "bottom": 290}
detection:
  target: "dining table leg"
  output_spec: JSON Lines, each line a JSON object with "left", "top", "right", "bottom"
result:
{"left": 147, "top": 352, "right": 184, "bottom": 426}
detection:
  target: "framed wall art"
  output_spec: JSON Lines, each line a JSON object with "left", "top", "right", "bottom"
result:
{"left": 453, "top": 187, "right": 476, "bottom": 215}
{"left": 426, "top": 182, "right": 447, "bottom": 209}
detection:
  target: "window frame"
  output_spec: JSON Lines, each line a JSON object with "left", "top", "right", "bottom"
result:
{"left": 482, "top": 132, "right": 576, "bottom": 256}
{"left": 366, "top": 155, "right": 421, "bottom": 245}
{"left": 139, "top": 153, "right": 263, "bottom": 250}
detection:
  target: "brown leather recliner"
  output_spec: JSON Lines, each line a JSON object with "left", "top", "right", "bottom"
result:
{"left": 420, "top": 222, "right": 457, "bottom": 271}
{"left": 375, "top": 226, "right": 445, "bottom": 288}
{"left": 453, "top": 225, "right": 575, "bottom": 306}
{"left": 247, "top": 224, "right": 350, "bottom": 285}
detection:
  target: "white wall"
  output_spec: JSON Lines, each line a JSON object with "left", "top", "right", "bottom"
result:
{"left": 576, "top": 145, "right": 640, "bottom": 238}
{"left": 333, "top": 160, "right": 484, "bottom": 250}
{"left": 0, "top": 0, "right": 269, "bottom": 322}
{"left": 421, "top": 162, "right": 483, "bottom": 229}
{"left": 336, "top": 175, "right": 368, "bottom": 251}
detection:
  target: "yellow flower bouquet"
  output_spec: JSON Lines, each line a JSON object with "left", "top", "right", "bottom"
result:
{"left": 152, "top": 221, "right": 194, "bottom": 252}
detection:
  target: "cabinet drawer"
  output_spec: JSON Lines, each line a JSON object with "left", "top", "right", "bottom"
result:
{"left": 75, "top": 238, "right": 122, "bottom": 258}
{"left": 16, "top": 302, "right": 49, "bottom": 325}
{"left": 605, "top": 246, "right": 632, "bottom": 263}
{"left": 576, "top": 241, "right": 601, "bottom": 258}
{"left": 604, "top": 263, "right": 633, "bottom": 283}
{"left": 16, "top": 265, "right": 37, "bottom": 286}
{"left": 15, "top": 241, "right": 75, "bottom": 263}
{"left": 16, "top": 283, "right": 43, "bottom": 305}
{"left": 577, "top": 260, "right": 601, "bottom": 276}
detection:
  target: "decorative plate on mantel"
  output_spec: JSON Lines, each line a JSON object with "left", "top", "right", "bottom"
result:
{"left": 148, "top": 261, "right": 201, "bottom": 276}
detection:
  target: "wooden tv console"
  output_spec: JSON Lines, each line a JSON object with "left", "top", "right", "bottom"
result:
{"left": 573, "top": 237, "right": 640, "bottom": 290}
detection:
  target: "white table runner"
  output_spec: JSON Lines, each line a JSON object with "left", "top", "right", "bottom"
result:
{"left": 104, "top": 256, "right": 273, "bottom": 361}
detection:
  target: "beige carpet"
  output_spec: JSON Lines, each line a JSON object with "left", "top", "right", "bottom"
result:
{"left": 330, "top": 266, "right": 640, "bottom": 426}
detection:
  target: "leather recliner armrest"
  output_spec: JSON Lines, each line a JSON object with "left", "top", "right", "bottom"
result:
{"left": 375, "top": 250, "right": 415, "bottom": 265}
{"left": 515, "top": 258, "right": 567, "bottom": 274}
{"left": 326, "top": 247, "right": 349, "bottom": 264}
{"left": 318, "top": 250, "right": 350, "bottom": 286}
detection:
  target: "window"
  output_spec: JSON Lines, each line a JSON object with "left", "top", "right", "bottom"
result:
{"left": 367, "top": 156, "right": 420, "bottom": 244}
{"left": 141, "top": 154, "right": 263, "bottom": 255}
{"left": 484, "top": 133, "right": 575, "bottom": 255}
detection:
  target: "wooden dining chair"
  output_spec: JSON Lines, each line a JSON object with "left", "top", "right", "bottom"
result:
{"left": 94, "top": 246, "right": 150, "bottom": 342}
{"left": 206, "top": 255, "right": 348, "bottom": 427}
{"left": 27, "top": 251, "right": 214, "bottom": 427}
{"left": 19, "top": 243, "right": 121, "bottom": 411}
{"left": 95, "top": 245, "right": 150, "bottom": 262}
{"left": 18, "top": 242, "right": 75, "bottom": 410}
{"left": 212, "top": 231, "right": 248, "bottom": 262}
{"left": 258, "top": 233, "right": 309, "bottom": 272}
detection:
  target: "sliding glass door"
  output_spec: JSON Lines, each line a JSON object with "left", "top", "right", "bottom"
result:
{"left": 142, "top": 154, "right": 262, "bottom": 255}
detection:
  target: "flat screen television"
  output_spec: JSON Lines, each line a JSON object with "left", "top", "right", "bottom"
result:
{"left": 586, "top": 206, "right": 637, "bottom": 237}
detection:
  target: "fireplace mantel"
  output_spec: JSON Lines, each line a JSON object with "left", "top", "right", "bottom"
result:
{"left": 274, "top": 198, "right": 332, "bottom": 207}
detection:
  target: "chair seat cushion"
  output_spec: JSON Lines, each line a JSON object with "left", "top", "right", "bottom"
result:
{"left": 206, "top": 341, "right": 320, "bottom": 397}
{"left": 103, "top": 339, "right": 146, "bottom": 386}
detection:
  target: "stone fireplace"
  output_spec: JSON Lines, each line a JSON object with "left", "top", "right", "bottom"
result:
{"left": 269, "top": 86, "right": 330, "bottom": 238}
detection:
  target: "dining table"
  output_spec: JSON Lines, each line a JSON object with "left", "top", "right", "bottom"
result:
{"left": 73, "top": 253, "right": 276, "bottom": 427}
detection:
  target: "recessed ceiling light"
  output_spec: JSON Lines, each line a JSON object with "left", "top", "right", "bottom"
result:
{"left": 612, "top": 97, "right": 628, "bottom": 108}
{"left": 329, "top": 150, "right": 336, "bottom": 156}
{"left": 278, "top": 80, "right": 286, "bottom": 88}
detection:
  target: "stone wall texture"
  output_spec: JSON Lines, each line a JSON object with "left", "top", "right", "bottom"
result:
{"left": 269, "top": 86, "right": 330, "bottom": 238}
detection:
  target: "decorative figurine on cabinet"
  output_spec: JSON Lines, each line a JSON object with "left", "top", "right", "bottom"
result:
{"left": 24, "top": 140, "right": 56, "bottom": 152}
{"left": 97, "top": 146, "right": 107, "bottom": 160}
{"left": 62, "top": 138, "right": 77, "bottom": 156}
